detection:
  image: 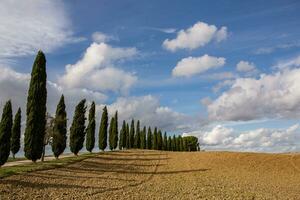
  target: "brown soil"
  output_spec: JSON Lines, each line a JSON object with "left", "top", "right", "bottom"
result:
{"left": 0, "top": 150, "right": 299, "bottom": 200}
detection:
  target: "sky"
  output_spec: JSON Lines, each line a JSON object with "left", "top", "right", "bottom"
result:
{"left": 0, "top": 0, "right": 300, "bottom": 153}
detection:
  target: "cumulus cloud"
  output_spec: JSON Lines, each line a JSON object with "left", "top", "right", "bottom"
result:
{"left": 163, "top": 21, "right": 228, "bottom": 52}
{"left": 0, "top": 0, "right": 83, "bottom": 59}
{"left": 236, "top": 60, "right": 256, "bottom": 72}
{"left": 207, "top": 68, "right": 300, "bottom": 121}
{"left": 172, "top": 54, "right": 225, "bottom": 77}
{"left": 0, "top": 65, "right": 107, "bottom": 120}
{"left": 59, "top": 42, "right": 138, "bottom": 94}
{"left": 183, "top": 124, "right": 300, "bottom": 152}
{"left": 273, "top": 55, "right": 300, "bottom": 69}
{"left": 98, "top": 95, "right": 192, "bottom": 132}
{"left": 92, "top": 32, "right": 117, "bottom": 43}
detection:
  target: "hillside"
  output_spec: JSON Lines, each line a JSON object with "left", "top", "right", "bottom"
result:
{"left": 0, "top": 150, "right": 299, "bottom": 199}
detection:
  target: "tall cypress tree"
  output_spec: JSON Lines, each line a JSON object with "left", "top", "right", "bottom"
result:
{"left": 69, "top": 99, "right": 86, "bottom": 155}
{"left": 126, "top": 123, "right": 130, "bottom": 149}
{"left": 163, "top": 132, "right": 167, "bottom": 151}
{"left": 99, "top": 106, "right": 108, "bottom": 151}
{"left": 172, "top": 135, "right": 176, "bottom": 151}
{"left": 109, "top": 117, "right": 114, "bottom": 150}
{"left": 0, "top": 101, "right": 13, "bottom": 166}
{"left": 134, "top": 120, "right": 141, "bottom": 148}
{"left": 24, "top": 51, "right": 47, "bottom": 162}
{"left": 153, "top": 127, "right": 158, "bottom": 150}
{"left": 113, "top": 111, "right": 118, "bottom": 149}
{"left": 141, "top": 126, "right": 146, "bottom": 149}
{"left": 52, "top": 95, "right": 67, "bottom": 158}
{"left": 86, "top": 102, "right": 96, "bottom": 152}
{"left": 119, "top": 121, "right": 124, "bottom": 150}
{"left": 179, "top": 135, "right": 183, "bottom": 151}
{"left": 10, "top": 107, "right": 21, "bottom": 159}
{"left": 121, "top": 120, "right": 127, "bottom": 149}
{"left": 147, "top": 127, "right": 152, "bottom": 149}
{"left": 168, "top": 136, "right": 172, "bottom": 151}
{"left": 129, "top": 119, "right": 135, "bottom": 148}
{"left": 157, "top": 130, "right": 162, "bottom": 150}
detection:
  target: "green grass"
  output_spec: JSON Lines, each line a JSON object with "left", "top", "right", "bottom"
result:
{"left": 7, "top": 157, "right": 27, "bottom": 162}
{"left": 0, "top": 153, "right": 96, "bottom": 178}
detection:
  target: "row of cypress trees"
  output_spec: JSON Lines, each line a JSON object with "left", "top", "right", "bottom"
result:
{"left": 0, "top": 51, "right": 199, "bottom": 167}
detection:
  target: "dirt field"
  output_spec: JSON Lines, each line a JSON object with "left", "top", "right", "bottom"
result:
{"left": 0, "top": 150, "right": 299, "bottom": 200}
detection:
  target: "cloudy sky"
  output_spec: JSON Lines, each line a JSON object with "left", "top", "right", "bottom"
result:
{"left": 1, "top": 0, "right": 300, "bottom": 152}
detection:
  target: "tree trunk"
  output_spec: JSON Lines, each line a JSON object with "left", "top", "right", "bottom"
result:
{"left": 12, "top": 154, "right": 15, "bottom": 159}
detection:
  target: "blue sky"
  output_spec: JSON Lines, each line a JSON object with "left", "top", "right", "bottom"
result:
{"left": 0, "top": 0, "right": 300, "bottom": 152}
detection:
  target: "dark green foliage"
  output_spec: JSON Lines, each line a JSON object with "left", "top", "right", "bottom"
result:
{"left": 98, "top": 106, "right": 108, "bottom": 151}
{"left": 86, "top": 102, "right": 96, "bottom": 152}
{"left": 119, "top": 120, "right": 126, "bottom": 150}
{"left": 134, "top": 120, "right": 141, "bottom": 148}
{"left": 168, "top": 136, "right": 172, "bottom": 151}
{"left": 10, "top": 108, "right": 21, "bottom": 158}
{"left": 24, "top": 51, "right": 47, "bottom": 162}
{"left": 141, "top": 126, "right": 147, "bottom": 149}
{"left": 52, "top": 95, "right": 67, "bottom": 158}
{"left": 179, "top": 135, "right": 183, "bottom": 151}
{"left": 163, "top": 132, "right": 167, "bottom": 151}
{"left": 157, "top": 130, "right": 162, "bottom": 150}
{"left": 153, "top": 127, "right": 158, "bottom": 150}
{"left": 0, "top": 101, "right": 13, "bottom": 166}
{"left": 69, "top": 99, "right": 87, "bottom": 155}
{"left": 183, "top": 136, "right": 199, "bottom": 151}
{"left": 113, "top": 111, "right": 118, "bottom": 149}
{"left": 172, "top": 135, "right": 176, "bottom": 151}
{"left": 126, "top": 123, "right": 130, "bottom": 149}
{"left": 147, "top": 127, "right": 152, "bottom": 149}
{"left": 109, "top": 117, "right": 115, "bottom": 150}
{"left": 129, "top": 119, "right": 135, "bottom": 148}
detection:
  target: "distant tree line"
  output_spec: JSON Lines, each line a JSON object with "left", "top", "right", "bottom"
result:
{"left": 0, "top": 51, "right": 199, "bottom": 167}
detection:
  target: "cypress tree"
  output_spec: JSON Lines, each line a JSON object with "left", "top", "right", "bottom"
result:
{"left": 172, "top": 135, "right": 176, "bottom": 151}
{"left": 24, "top": 51, "right": 47, "bottom": 162}
{"left": 51, "top": 95, "right": 67, "bottom": 158}
{"left": 10, "top": 107, "right": 21, "bottom": 159}
{"left": 86, "top": 102, "right": 96, "bottom": 152}
{"left": 134, "top": 120, "right": 141, "bottom": 148}
{"left": 121, "top": 120, "right": 126, "bottom": 149}
{"left": 109, "top": 117, "right": 115, "bottom": 150}
{"left": 163, "top": 132, "right": 167, "bottom": 151}
{"left": 99, "top": 106, "right": 108, "bottom": 151}
{"left": 168, "top": 136, "right": 172, "bottom": 151}
{"left": 113, "top": 111, "right": 118, "bottom": 149}
{"left": 179, "top": 135, "right": 183, "bottom": 151}
{"left": 119, "top": 121, "right": 124, "bottom": 150}
{"left": 157, "top": 130, "right": 162, "bottom": 150}
{"left": 69, "top": 99, "right": 87, "bottom": 155}
{"left": 141, "top": 126, "right": 147, "bottom": 149}
{"left": 129, "top": 119, "right": 135, "bottom": 148}
{"left": 126, "top": 123, "right": 130, "bottom": 149}
{"left": 147, "top": 127, "right": 152, "bottom": 149}
{"left": 153, "top": 127, "right": 158, "bottom": 150}
{"left": 0, "top": 101, "right": 13, "bottom": 166}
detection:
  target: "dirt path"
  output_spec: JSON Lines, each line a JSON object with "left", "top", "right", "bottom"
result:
{"left": 0, "top": 150, "right": 299, "bottom": 199}
{"left": 3, "top": 154, "right": 75, "bottom": 167}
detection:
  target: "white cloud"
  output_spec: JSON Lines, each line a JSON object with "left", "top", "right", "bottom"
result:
{"left": 163, "top": 21, "right": 228, "bottom": 52}
{"left": 59, "top": 42, "right": 138, "bottom": 94}
{"left": 0, "top": 0, "right": 83, "bottom": 59}
{"left": 183, "top": 124, "right": 300, "bottom": 152}
{"left": 92, "top": 32, "right": 117, "bottom": 43}
{"left": 236, "top": 60, "right": 256, "bottom": 72}
{"left": 207, "top": 68, "right": 300, "bottom": 121}
{"left": 100, "top": 95, "right": 192, "bottom": 131}
{"left": 142, "top": 27, "right": 177, "bottom": 34}
{"left": 172, "top": 54, "right": 226, "bottom": 77}
{"left": 0, "top": 65, "right": 107, "bottom": 120}
{"left": 274, "top": 55, "right": 300, "bottom": 69}
{"left": 254, "top": 42, "right": 300, "bottom": 55}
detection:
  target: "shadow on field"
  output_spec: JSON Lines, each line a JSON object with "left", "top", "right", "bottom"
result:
{"left": 0, "top": 151, "right": 209, "bottom": 194}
